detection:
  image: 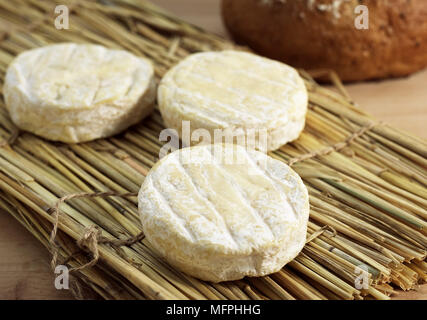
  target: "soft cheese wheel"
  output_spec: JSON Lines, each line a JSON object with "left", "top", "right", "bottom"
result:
{"left": 4, "top": 43, "right": 156, "bottom": 143}
{"left": 158, "top": 50, "right": 308, "bottom": 151}
{"left": 138, "top": 144, "right": 309, "bottom": 282}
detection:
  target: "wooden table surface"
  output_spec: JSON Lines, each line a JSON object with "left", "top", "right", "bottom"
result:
{"left": 0, "top": 0, "right": 425, "bottom": 300}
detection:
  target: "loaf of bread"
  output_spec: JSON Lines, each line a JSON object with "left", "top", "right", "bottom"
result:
{"left": 138, "top": 143, "right": 309, "bottom": 282}
{"left": 222, "top": 0, "right": 427, "bottom": 82}
{"left": 4, "top": 43, "right": 156, "bottom": 143}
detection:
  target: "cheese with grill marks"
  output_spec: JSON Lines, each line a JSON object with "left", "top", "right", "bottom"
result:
{"left": 4, "top": 43, "right": 156, "bottom": 143}
{"left": 138, "top": 144, "right": 309, "bottom": 282}
{"left": 158, "top": 50, "right": 308, "bottom": 151}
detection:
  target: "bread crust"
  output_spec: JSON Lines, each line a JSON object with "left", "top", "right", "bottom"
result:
{"left": 222, "top": 0, "right": 427, "bottom": 82}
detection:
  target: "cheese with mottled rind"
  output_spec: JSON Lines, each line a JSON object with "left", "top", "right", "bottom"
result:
{"left": 4, "top": 43, "right": 156, "bottom": 143}
{"left": 138, "top": 144, "right": 309, "bottom": 282}
{"left": 158, "top": 50, "right": 308, "bottom": 151}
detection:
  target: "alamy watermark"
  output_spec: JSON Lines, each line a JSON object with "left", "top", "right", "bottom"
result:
{"left": 158, "top": 121, "right": 269, "bottom": 172}
{"left": 54, "top": 5, "right": 69, "bottom": 30}
{"left": 54, "top": 265, "right": 69, "bottom": 290}
{"left": 354, "top": 264, "right": 370, "bottom": 290}
{"left": 354, "top": 5, "right": 369, "bottom": 30}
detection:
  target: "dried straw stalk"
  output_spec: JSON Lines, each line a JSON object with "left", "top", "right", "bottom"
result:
{"left": 0, "top": 0, "right": 425, "bottom": 300}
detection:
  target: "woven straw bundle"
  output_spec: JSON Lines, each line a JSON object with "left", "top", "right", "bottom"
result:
{"left": 0, "top": 0, "right": 425, "bottom": 300}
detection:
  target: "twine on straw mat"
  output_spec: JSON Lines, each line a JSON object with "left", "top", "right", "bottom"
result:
{"left": 48, "top": 122, "right": 375, "bottom": 272}
{"left": 49, "top": 191, "right": 143, "bottom": 273}
{"left": 49, "top": 197, "right": 337, "bottom": 273}
{"left": 287, "top": 121, "right": 378, "bottom": 166}
{"left": 306, "top": 225, "right": 337, "bottom": 244}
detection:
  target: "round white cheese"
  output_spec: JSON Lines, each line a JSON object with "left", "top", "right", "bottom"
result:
{"left": 138, "top": 144, "right": 309, "bottom": 282}
{"left": 158, "top": 50, "right": 308, "bottom": 151}
{"left": 4, "top": 43, "right": 156, "bottom": 143}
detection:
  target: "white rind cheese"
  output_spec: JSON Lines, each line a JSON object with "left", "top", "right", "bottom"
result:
{"left": 158, "top": 51, "right": 308, "bottom": 151}
{"left": 138, "top": 144, "right": 309, "bottom": 282}
{"left": 4, "top": 43, "right": 156, "bottom": 143}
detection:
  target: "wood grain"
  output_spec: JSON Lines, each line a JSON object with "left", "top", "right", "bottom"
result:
{"left": 346, "top": 70, "right": 427, "bottom": 139}
{"left": 0, "top": 0, "right": 425, "bottom": 300}
{"left": 0, "top": 212, "right": 72, "bottom": 299}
